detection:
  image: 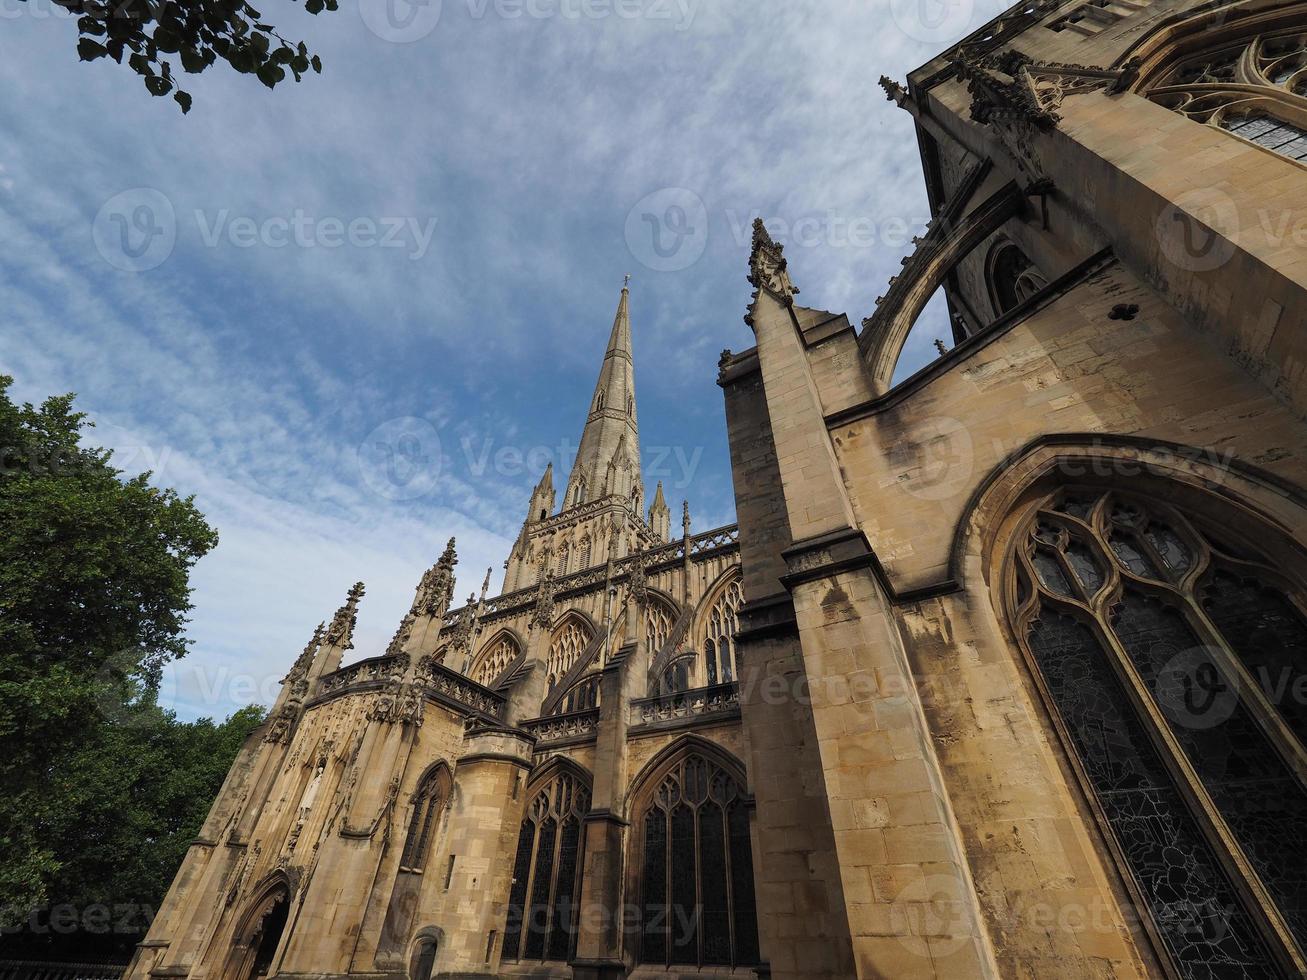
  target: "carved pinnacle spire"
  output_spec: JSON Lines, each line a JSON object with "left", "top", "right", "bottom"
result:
{"left": 564, "top": 284, "right": 642, "bottom": 516}
{"left": 285, "top": 622, "right": 325, "bottom": 683}
{"left": 746, "top": 218, "right": 797, "bottom": 309}
{"left": 324, "top": 583, "right": 365, "bottom": 650}
{"left": 413, "top": 538, "right": 458, "bottom": 618}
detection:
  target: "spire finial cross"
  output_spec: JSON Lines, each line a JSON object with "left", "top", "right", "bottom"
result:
{"left": 623, "top": 274, "right": 631, "bottom": 289}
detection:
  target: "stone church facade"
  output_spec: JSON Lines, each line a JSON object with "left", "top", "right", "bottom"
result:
{"left": 126, "top": 287, "right": 754, "bottom": 980}
{"left": 716, "top": 0, "right": 1307, "bottom": 976}
{"left": 129, "top": 0, "right": 1307, "bottom": 977}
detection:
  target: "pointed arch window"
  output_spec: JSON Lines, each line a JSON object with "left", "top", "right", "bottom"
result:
{"left": 984, "top": 239, "right": 1048, "bottom": 316}
{"left": 1007, "top": 487, "right": 1307, "bottom": 975}
{"left": 503, "top": 771, "right": 591, "bottom": 963}
{"left": 578, "top": 536, "right": 593, "bottom": 570}
{"left": 556, "top": 544, "right": 571, "bottom": 578}
{"left": 645, "top": 602, "right": 675, "bottom": 658}
{"left": 703, "top": 578, "right": 744, "bottom": 686}
{"left": 557, "top": 674, "right": 600, "bottom": 714}
{"left": 546, "top": 619, "right": 590, "bottom": 692}
{"left": 400, "top": 765, "right": 451, "bottom": 872}
{"left": 470, "top": 635, "right": 519, "bottom": 688}
{"left": 635, "top": 752, "right": 759, "bottom": 968}
{"left": 1144, "top": 27, "right": 1307, "bottom": 165}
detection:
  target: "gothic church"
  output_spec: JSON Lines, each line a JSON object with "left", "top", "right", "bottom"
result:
{"left": 130, "top": 0, "right": 1307, "bottom": 977}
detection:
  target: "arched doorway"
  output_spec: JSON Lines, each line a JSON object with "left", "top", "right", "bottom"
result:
{"left": 410, "top": 936, "right": 437, "bottom": 980}
{"left": 225, "top": 879, "right": 291, "bottom": 980}
{"left": 248, "top": 894, "right": 289, "bottom": 978}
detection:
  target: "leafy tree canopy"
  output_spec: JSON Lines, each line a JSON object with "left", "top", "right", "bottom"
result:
{"left": 48, "top": 0, "right": 333, "bottom": 113}
{"left": 0, "top": 375, "right": 260, "bottom": 952}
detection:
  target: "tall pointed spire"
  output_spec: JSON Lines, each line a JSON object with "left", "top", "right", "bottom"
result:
{"left": 563, "top": 281, "right": 643, "bottom": 515}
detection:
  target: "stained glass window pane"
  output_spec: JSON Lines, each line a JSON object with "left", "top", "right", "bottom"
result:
{"left": 1027, "top": 610, "right": 1275, "bottom": 976}
{"left": 546, "top": 817, "right": 581, "bottom": 962}
{"left": 1204, "top": 569, "right": 1307, "bottom": 747}
{"left": 504, "top": 820, "right": 534, "bottom": 961}
{"left": 1033, "top": 550, "right": 1073, "bottom": 596}
{"left": 640, "top": 808, "right": 668, "bottom": 964}
{"left": 1066, "top": 540, "right": 1105, "bottom": 596}
{"left": 1113, "top": 592, "right": 1307, "bottom": 950}
{"left": 728, "top": 801, "right": 760, "bottom": 965}
{"left": 523, "top": 816, "right": 556, "bottom": 960}
{"left": 699, "top": 801, "right": 731, "bottom": 965}
{"left": 1110, "top": 532, "right": 1159, "bottom": 578}
{"left": 1146, "top": 524, "right": 1192, "bottom": 574}
{"left": 705, "top": 639, "right": 718, "bottom": 686}
{"left": 669, "top": 805, "right": 699, "bottom": 964}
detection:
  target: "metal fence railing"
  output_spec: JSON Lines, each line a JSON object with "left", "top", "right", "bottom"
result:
{"left": 0, "top": 961, "right": 127, "bottom": 980}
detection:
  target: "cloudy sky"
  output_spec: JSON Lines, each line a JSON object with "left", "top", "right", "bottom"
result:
{"left": 0, "top": 0, "right": 998, "bottom": 720}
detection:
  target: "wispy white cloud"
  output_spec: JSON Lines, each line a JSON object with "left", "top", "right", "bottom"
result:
{"left": 0, "top": 0, "right": 984, "bottom": 718}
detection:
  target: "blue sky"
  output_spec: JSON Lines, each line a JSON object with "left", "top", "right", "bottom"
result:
{"left": 0, "top": 0, "right": 998, "bottom": 720}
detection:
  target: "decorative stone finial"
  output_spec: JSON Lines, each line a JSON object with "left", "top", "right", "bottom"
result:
{"left": 879, "top": 75, "right": 907, "bottom": 104}
{"left": 747, "top": 218, "right": 798, "bottom": 308}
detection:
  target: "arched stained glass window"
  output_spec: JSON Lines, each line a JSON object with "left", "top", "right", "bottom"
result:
{"left": 470, "top": 635, "right": 519, "bottom": 688}
{"left": 1009, "top": 486, "right": 1307, "bottom": 975}
{"left": 546, "top": 619, "right": 591, "bottom": 692}
{"left": 636, "top": 752, "right": 759, "bottom": 968}
{"left": 1144, "top": 27, "right": 1307, "bottom": 164}
{"left": 703, "top": 578, "right": 743, "bottom": 686}
{"left": 646, "top": 601, "right": 675, "bottom": 658}
{"left": 400, "top": 765, "right": 451, "bottom": 872}
{"left": 503, "top": 771, "right": 591, "bottom": 963}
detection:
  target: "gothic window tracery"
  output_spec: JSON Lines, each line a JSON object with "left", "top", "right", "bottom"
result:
{"left": 400, "top": 765, "right": 451, "bottom": 872}
{"left": 546, "top": 618, "right": 591, "bottom": 692}
{"left": 470, "top": 635, "right": 519, "bottom": 689}
{"left": 1008, "top": 486, "right": 1307, "bottom": 974}
{"left": 703, "top": 578, "right": 743, "bottom": 686}
{"left": 556, "top": 544, "right": 571, "bottom": 578}
{"left": 1145, "top": 29, "right": 1307, "bottom": 164}
{"left": 635, "top": 752, "right": 759, "bottom": 968}
{"left": 504, "top": 771, "right": 591, "bottom": 963}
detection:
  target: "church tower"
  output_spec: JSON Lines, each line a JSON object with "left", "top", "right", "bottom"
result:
{"left": 504, "top": 283, "right": 658, "bottom": 593}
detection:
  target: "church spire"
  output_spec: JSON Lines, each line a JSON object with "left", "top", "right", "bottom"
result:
{"left": 563, "top": 281, "right": 643, "bottom": 515}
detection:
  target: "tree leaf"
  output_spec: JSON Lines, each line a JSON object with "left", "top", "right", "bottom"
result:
{"left": 77, "top": 38, "right": 108, "bottom": 61}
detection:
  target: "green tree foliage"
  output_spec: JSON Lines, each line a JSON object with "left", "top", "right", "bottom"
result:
{"left": 48, "top": 0, "right": 332, "bottom": 113}
{"left": 0, "top": 375, "right": 261, "bottom": 953}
